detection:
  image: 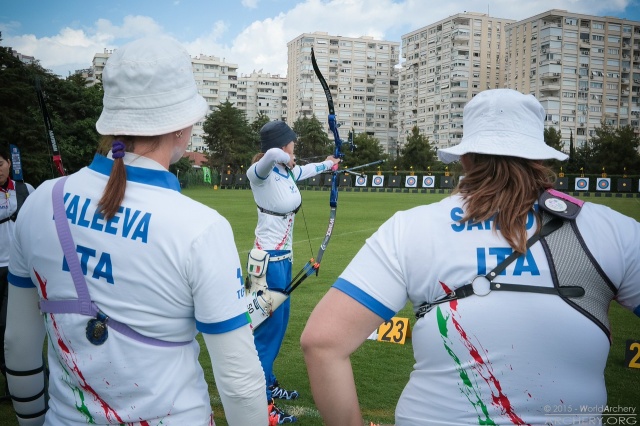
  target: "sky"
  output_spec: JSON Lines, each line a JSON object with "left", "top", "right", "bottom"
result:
{"left": 2, "top": 0, "right": 640, "bottom": 78}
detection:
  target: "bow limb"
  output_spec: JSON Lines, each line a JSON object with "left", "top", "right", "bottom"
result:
{"left": 285, "top": 48, "right": 343, "bottom": 294}
{"left": 312, "top": 46, "right": 342, "bottom": 260}
{"left": 35, "top": 77, "right": 65, "bottom": 177}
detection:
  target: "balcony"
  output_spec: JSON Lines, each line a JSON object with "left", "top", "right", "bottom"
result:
{"left": 540, "top": 83, "right": 561, "bottom": 91}
{"left": 540, "top": 72, "right": 562, "bottom": 80}
{"left": 451, "top": 31, "right": 470, "bottom": 42}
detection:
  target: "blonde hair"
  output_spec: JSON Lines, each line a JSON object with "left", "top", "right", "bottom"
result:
{"left": 453, "top": 154, "right": 556, "bottom": 253}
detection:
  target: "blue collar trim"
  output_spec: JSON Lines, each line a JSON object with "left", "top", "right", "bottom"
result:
{"left": 273, "top": 166, "right": 290, "bottom": 179}
{"left": 88, "top": 154, "right": 181, "bottom": 192}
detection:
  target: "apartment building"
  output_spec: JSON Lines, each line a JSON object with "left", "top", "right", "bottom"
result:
{"left": 287, "top": 32, "right": 400, "bottom": 155}
{"left": 505, "top": 9, "right": 640, "bottom": 151}
{"left": 89, "top": 49, "right": 114, "bottom": 85}
{"left": 237, "top": 71, "right": 288, "bottom": 123}
{"left": 88, "top": 51, "right": 238, "bottom": 152}
{"left": 398, "top": 12, "right": 515, "bottom": 151}
{"left": 190, "top": 54, "right": 239, "bottom": 151}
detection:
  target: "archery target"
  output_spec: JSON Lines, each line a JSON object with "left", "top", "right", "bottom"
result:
{"left": 355, "top": 175, "right": 368, "bottom": 187}
{"left": 574, "top": 177, "right": 589, "bottom": 191}
{"left": 372, "top": 176, "right": 385, "bottom": 187}
{"left": 596, "top": 178, "right": 610, "bottom": 191}
{"left": 405, "top": 176, "right": 417, "bottom": 188}
{"left": 422, "top": 176, "right": 435, "bottom": 188}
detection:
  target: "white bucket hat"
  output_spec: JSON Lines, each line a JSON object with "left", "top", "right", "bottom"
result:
{"left": 96, "top": 36, "right": 208, "bottom": 136}
{"left": 437, "top": 89, "right": 568, "bottom": 164}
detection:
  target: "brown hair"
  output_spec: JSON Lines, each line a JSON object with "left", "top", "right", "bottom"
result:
{"left": 251, "top": 152, "right": 265, "bottom": 164}
{"left": 453, "top": 153, "right": 556, "bottom": 253}
{"left": 97, "top": 135, "right": 160, "bottom": 220}
{"left": 97, "top": 136, "right": 134, "bottom": 220}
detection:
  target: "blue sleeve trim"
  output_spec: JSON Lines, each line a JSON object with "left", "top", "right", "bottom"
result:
{"left": 332, "top": 278, "right": 396, "bottom": 321}
{"left": 254, "top": 167, "right": 267, "bottom": 180}
{"left": 296, "top": 167, "right": 302, "bottom": 181}
{"left": 196, "top": 312, "right": 250, "bottom": 334}
{"left": 8, "top": 272, "right": 35, "bottom": 288}
{"left": 634, "top": 305, "right": 640, "bottom": 318}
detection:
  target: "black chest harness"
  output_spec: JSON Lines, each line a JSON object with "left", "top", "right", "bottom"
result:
{"left": 257, "top": 202, "right": 302, "bottom": 218}
{"left": 0, "top": 180, "right": 29, "bottom": 224}
{"left": 415, "top": 190, "right": 618, "bottom": 341}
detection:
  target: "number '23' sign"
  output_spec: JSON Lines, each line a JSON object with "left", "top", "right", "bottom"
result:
{"left": 377, "top": 317, "right": 412, "bottom": 345}
{"left": 626, "top": 340, "right": 640, "bottom": 369}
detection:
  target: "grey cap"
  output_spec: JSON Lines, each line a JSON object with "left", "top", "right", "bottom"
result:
{"left": 260, "top": 121, "right": 297, "bottom": 152}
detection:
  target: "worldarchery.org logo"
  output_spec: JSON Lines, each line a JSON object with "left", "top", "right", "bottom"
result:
{"left": 546, "top": 405, "right": 637, "bottom": 425}
{"left": 580, "top": 405, "right": 637, "bottom": 414}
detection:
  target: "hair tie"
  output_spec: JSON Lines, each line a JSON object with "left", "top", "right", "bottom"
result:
{"left": 112, "top": 140, "right": 126, "bottom": 159}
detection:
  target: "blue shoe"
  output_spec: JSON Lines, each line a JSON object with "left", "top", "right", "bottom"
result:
{"left": 270, "top": 380, "right": 299, "bottom": 400}
{"left": 269, "top": 400, "right": 297, "bottom": 424}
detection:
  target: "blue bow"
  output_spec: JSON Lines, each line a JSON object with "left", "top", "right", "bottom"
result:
{"left": 285, "top": 47, "right": 383, "bottom": 294}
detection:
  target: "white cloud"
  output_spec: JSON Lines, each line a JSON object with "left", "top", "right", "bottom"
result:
{"left": 0, "top": 0, "right": 636, "bottom": 78}
{"left": 223, "top": 0, "right": 635, "bottom": 76}
{"left": 242, "top": 0, "right": 260, "bottom": 9}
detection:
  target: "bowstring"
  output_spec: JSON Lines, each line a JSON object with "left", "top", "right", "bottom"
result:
{"left": 295, "top": 52, "right": 317, "bottom": 264}
{"left": 285, "top": 166, "right": 315, "bottom": 263}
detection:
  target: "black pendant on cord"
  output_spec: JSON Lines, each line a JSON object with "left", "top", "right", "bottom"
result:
{"left": 86, "top": 312, "right": 109, "bottom": 345}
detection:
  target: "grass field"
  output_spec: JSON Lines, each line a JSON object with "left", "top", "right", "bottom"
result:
{"left": 1, "top": 188, "right": 639, "bottom": 425}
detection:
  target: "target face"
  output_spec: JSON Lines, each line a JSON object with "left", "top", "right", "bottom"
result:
{"left": 356, "top": 176, "right": 367, "bottom": 186}
{"left": 597, "top": 178, "right": 610, "bottom": 191}
{"left": 405, "top": 176, "right": 417, "bottom": 187}
{"left": 575, "top": 178, "right": 589, "bottom": 190}
{"left": 423, "top": 176, "right": 434, "bottom": 188}
{"left": 372, "top": 176, "right": 384, "bottom": 187}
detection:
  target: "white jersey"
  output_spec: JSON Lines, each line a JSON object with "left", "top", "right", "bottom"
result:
{"left": 247, "top": 148, "right": 333, "bottom": 251}
{"left": 9, "top": 153, "right": 250, "bottom": 425}
{"left": 334, "top": 194, "right": 640, "bottom": 426}
{"left": 0, "top": 178, "right": 35, "bottom": 266}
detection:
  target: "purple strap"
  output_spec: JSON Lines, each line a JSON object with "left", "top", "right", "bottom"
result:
{"left": 40, "top": 177, "right": 191, "bottom": 347}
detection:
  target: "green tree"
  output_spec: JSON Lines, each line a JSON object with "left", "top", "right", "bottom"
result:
{"left": 0, "top": 43, "right": 100, "bottom": 186}
{"left": 569, "top": 130, "right": 575, "bottom": 161}
{"left": 169, "top": 156, "right": 193, "bottom": 177}
{"left": 398, "top": 126, "right": 435, "bottom": 171}
{"left": 543, "top": 126, "right": 563, "bottom": 152}
{"left": 202, "top": 100, "right": 255, "bottom": 173}
{"left": 292, "top": 114, "right": 331, "bottom": 162}
{"left": 343, "top": 132, "right": 386, "bottom": 171}
{"left": 543, "top": 127, "right": 564, "bottom": 172}
{"left": 251, "top": 112, "right": 271, "bottom": 134}
{"left": 248, "top": 113, "right": 270, "bottom": 162}
{"left": 576, "top": 123, "right": 640, "bottom": 174}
